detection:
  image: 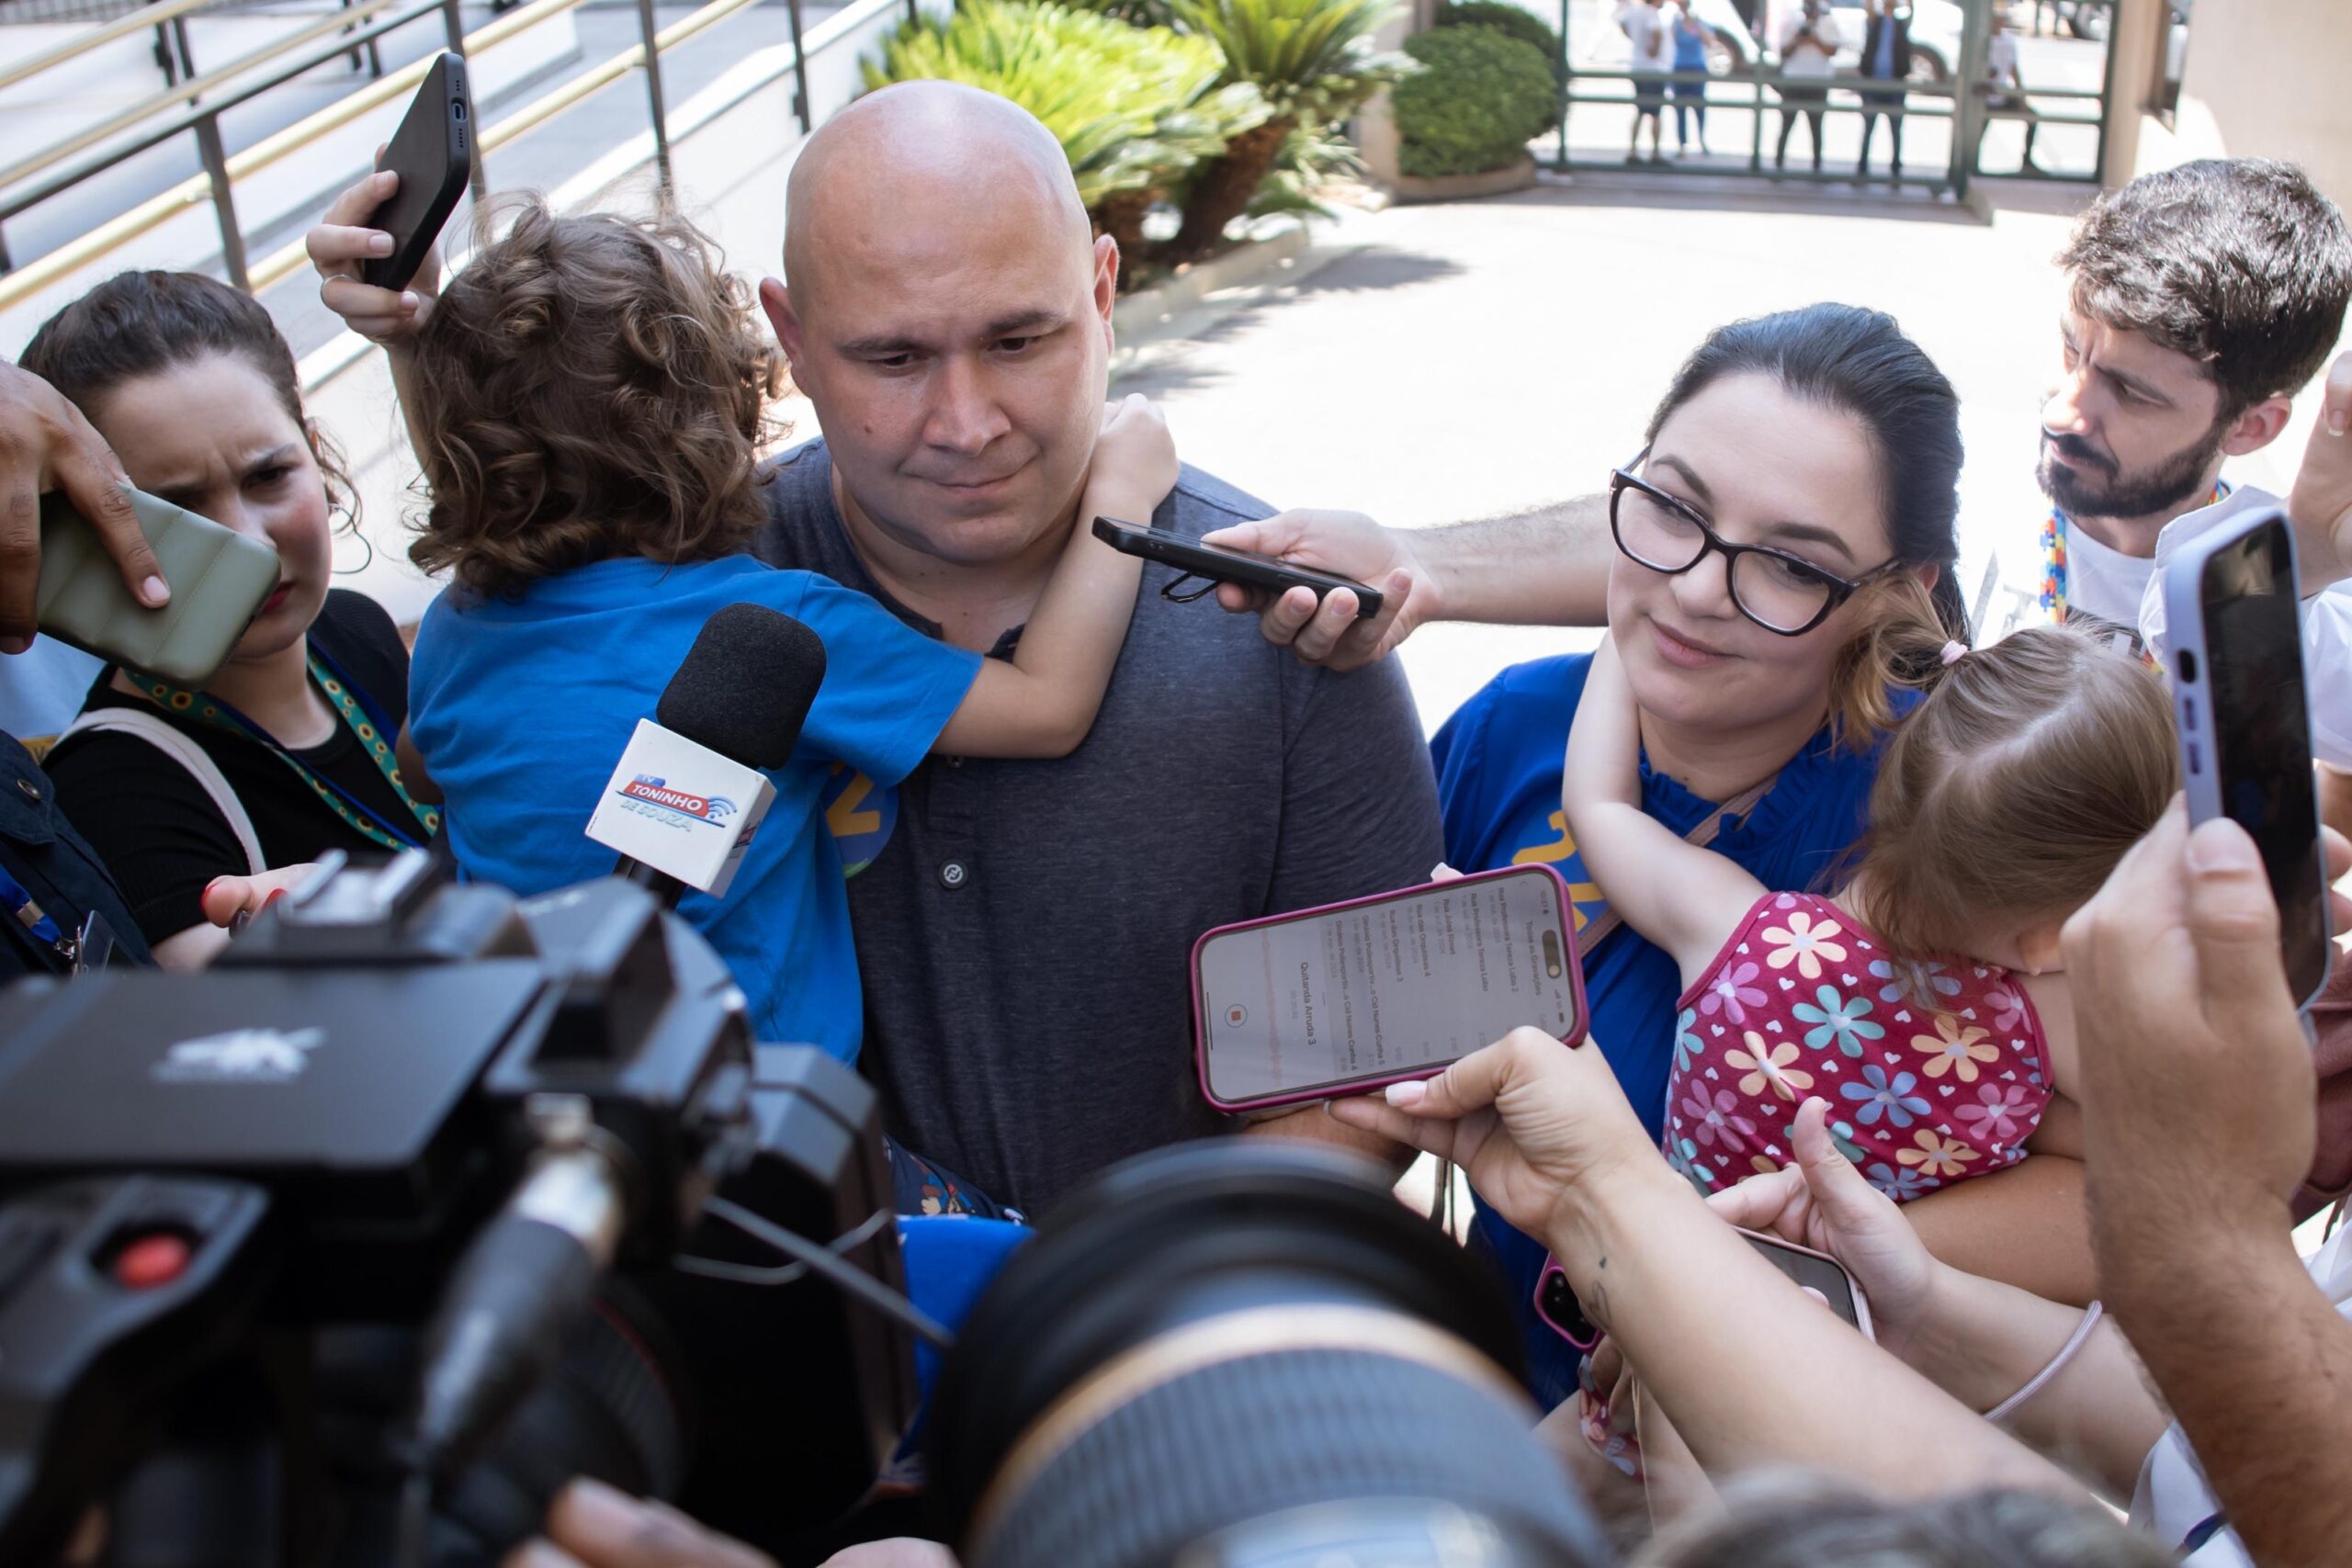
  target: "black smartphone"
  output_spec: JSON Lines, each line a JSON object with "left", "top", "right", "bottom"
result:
{"left": 361, "top": 52, "right": 471, "bottom": 291}
{"left": 2163, "top": 503, "right": 2335, "bottom": 1010}
{"left": 1092, "top": 516, "right": 1385, "bottom": 618}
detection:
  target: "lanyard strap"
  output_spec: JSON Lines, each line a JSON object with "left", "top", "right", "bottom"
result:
{"left": 123, "top": 651, "right": 440, "bottom": 855}
{"left": 0, "top": 865, "right": 74, "bottom": 967}
{"left": 2042, "top": 479, "right": 2233, "bottom": 627}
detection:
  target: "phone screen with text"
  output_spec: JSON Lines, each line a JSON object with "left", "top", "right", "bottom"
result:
{"left": 1198, "top": 868, "right": 1577, "bottom": 1106}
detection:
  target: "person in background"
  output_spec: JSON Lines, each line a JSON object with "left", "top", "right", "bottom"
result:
{"left": 1855, "top": 0, "right": 1912, "bottom": 181}
{"left": 20, "top": 272, "right": 435, "bottom": 973}
{"left": 1773, "top": 0, "right": 1838, "bottom": 174}
{"left": 2030, "top": 163, "right": 2352, "bottom": 852}
{"left": 1668, "top": 4, "right": 1712, "bottom": 156}
{"left": 1976, "top": 5, "right": 2041, "bottom": 175}
{"left": 1622, "top": 0, "right": 1674, "bottom": 164}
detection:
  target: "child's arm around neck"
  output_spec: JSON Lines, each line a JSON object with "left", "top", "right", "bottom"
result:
{"left": 1561, "top": 636, "right": 1767, "bottom": 982}
{"left": 933, "top": 396, "right": 1174, "bottom": 759}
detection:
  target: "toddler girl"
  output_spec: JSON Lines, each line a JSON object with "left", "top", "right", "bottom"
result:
{"left": 1563, "top": 612, "right": 2177, "bottom": 1202}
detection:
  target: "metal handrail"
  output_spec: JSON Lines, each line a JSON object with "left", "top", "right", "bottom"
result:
{"left": 0, "top": 0, "right": 415, "bottom": 194}
{"left": 0, "top": 0, "right": 607, "bottom": 306}
{"left": 0, "top": 0, "right": 216, "bottom": 95}
{"left": 234, "top": 0, "right": 786, "bottom": 289}
{"left": 0, "top": 0, "right": 447, "bottom": 221}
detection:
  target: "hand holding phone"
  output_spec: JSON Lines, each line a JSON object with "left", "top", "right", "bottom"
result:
{"left": 2161, "top": 502, "right": 2335, "bottom": 1009}
{"left": 1095, "top": 517, "right": 1386, "bottom": 619}
{"left": 360, "top": 53, "right": 470, "bottom": 293}
{"left": 38, "top": 488, "right": 278, "bottom": 684}
{"left": 1193, "top": 864, "right": 1585, "bottom": 1111}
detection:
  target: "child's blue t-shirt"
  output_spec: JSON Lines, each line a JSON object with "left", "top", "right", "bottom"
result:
{"left": 1431, "top": 651, "right": 1900, "bottom": 1409}
{"left": 409, "top": 556, "right": 982, "bottom": 1061}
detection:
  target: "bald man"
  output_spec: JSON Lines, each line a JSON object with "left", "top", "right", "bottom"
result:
{"left": 302, "top": 84, "right": 1438, "bottom": 1212}
{"left": 743, "top": 84, "right": 1440, "bottom": 1211}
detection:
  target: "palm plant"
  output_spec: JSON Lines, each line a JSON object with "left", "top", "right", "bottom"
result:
{"left": 1162, "top": 0, "right": 1401, "bottom": 255}
{"left": 865, "top": 2, "right": 1267, "bottom": 254}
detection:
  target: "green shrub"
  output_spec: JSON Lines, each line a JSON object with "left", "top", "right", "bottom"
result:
{"left": 1434, "top": 1, "right": 1562, "bottom": 80}
{"left": 1394, "top": 25, "right": 1553, "bottom": 178}
{"left": 1160, "top": 0, "right": 1402, "bottom": 253}
{"left": 864, "top": 2, "right": 1267, "bottom": 213}
{"left": 1434, "top": 0, "right": 1562, "bottom": 130}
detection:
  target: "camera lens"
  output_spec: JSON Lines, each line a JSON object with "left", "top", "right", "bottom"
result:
{"left": 930, "top": 1143, "right": 1608, "bottom": 1568}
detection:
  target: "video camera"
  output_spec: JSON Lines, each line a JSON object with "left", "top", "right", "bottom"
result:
{"left": 0, "top": 850, "right": 918, "bottom": 1567}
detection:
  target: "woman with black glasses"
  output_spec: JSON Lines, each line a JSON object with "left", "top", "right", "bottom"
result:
{"left": 1418, "top": 304, "right": 1983, "bottom": 1414}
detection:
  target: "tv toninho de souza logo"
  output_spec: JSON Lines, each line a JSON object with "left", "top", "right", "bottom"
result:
{"left": 616, "top": 773, "right": 739, "bottom": 828}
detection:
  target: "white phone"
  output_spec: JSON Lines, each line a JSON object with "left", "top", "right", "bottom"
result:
{"left": 2160, "top": 502, "right": 2334, "bottom": 1010}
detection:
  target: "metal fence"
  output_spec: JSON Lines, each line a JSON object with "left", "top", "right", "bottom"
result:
{"left": 0, "top": 0, "right": 867, "bottom": 304}
{"left": 1542, "top": 0, "right": 2123, "bottom": 196}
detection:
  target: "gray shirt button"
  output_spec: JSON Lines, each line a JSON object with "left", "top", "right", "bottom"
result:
{"left": 939, "top": 860, "right": 968, "bottom": 889}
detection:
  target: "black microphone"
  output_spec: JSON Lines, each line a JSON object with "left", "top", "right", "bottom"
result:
{"left": 591, "top": 604, "right": 829, "bottom": 908}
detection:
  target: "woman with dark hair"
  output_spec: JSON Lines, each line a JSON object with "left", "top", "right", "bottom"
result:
{"left": 21, "top": 272, "right": 436, "bottom": 970}
{"left": 1410, "top": 303, "right": 2020, "bottom": 1407}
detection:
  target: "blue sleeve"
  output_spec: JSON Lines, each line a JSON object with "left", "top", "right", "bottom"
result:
{"left": 782, "top": 576, "right": 984, "bottom": 787}
{"left": 1430, "top": 691, "right": 1498, "bottom": 873}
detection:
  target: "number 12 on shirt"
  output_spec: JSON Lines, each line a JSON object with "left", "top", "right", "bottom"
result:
{"left": 1192, "top": 863, "right": 1589, "bottom": 1114}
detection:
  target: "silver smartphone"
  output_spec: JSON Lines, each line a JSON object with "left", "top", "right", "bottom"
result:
{"left": 2160, "top": 502, "right": 2334, "bottom": 1010}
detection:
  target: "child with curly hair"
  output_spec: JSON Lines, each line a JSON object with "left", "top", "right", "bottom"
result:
{"left": 368, "top": 197, "right": 1173, "bottom": 1062}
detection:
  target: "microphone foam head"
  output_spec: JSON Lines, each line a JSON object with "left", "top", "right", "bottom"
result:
{"left": 655, "top": 603, "right": 827, "bottom": 771}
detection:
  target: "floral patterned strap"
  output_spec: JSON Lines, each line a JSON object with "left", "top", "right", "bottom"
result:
{"left": 1574, "top": 775, "right": 1776, "bottom": 961}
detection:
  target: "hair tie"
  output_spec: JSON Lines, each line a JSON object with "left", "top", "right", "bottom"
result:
{"left": 1939, "top": 640, "right": 1968, "bottom": 667}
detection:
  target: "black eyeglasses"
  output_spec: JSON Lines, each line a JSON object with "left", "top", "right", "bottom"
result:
{"left": 1607, "top": 448, "right": 1905, "bottom": 636}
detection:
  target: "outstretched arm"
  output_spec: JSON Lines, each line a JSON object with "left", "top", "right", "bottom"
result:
{"left": 1329, "top": 1034, "right": 2086, "bottom": 1501}
{"left": 1197, "top": 496, "right": 1615, "bottom": 670}
{"left": 1561, "top": 636, "right": 1762, "bottom": 977}
{"left": 936, "top": 397, "right": 1174, "bottom": 759}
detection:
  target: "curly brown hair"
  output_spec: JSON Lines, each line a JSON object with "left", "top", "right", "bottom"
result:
{"left": 407, "top": 197, "right": 784, "bottom": 599}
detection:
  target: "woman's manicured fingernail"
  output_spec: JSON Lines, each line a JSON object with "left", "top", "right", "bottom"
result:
{"left": 369, "top": 231, "right": 393, "bottom": 254}
{"left": 401, "top": 291, "right": 421, "bottom": 310}
{"left": 1385, "top": 1080, "right": 1428, "bottom": 1109}
{"left": 2329, "top": 407, "right": 2347, "bottom": 436}
{"left": 140, "top": 575, "right": 168, "bottom": 605}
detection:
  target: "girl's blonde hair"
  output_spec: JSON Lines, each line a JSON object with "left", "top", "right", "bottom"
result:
{"left": 407, "top": 197, "right": 784, "bottom": 599}
{"left": 1840, "top": 608, "right": 2179, "bottom": 956}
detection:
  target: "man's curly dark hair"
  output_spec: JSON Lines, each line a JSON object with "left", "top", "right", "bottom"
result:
{"left": 407, "top": 197, "right": 785, "bottom": 599}
{"left": 2058, "top": 158, "right": 2351, "bottom": 421}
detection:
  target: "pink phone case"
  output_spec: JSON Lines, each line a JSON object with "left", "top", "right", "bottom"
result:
{"left": 1190, "top": 863, "right": 1588, "bottom": 1114}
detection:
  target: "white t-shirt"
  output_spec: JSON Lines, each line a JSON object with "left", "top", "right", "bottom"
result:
{"left": 2131, "top": 1223, "right": 2352, "bottom": 1563}
{"left": 1987, "top": 29, "right": 2019, "bottom": 85}
{"left": 1778, "top": 13, "right": 1838, "bottom": 75}
{"left": 1622, "top": 3, "right": 1674, "bottom": 70}
{"left": 2133, "top": 486, "right": 2352, "bottom": 770}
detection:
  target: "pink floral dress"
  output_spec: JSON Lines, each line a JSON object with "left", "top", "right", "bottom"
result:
{"left": 1663, "top": 893, "right": 2052, "bottom": 1203}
